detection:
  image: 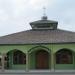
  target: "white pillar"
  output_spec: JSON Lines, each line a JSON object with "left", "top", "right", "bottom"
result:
{"left": 26, "top": 52, "right": 29, "bottom": 72}
{"left": 1, "top": 53, "right": 5, "bottom": 71}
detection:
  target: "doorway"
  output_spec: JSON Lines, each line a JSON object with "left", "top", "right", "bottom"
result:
{"left": 36, "top": 50, "right": 49, "bottom": 69}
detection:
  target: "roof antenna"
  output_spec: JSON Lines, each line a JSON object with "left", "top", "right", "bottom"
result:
{"left": 42, "top": 6, "right": 47, "bottom": 20}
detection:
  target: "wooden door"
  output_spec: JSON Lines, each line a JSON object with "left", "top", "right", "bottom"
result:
{"left": 36, "top": 50, "right": 49, "bottom": 69}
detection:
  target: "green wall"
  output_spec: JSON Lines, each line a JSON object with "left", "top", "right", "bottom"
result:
{"left": 29, "top": 52, "right": 36, "bottom": 69}
{"left": 0, "top": 43, "right": 75, "bottom": 70}
{"left": 0, "top": 44, "right": 75, "bottom": 53}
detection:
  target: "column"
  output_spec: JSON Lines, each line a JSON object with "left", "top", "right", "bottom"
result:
{"left": 73, "top": 52, "right": 75, "bottom": 69}
{"left": 51, "top": 50, "right": 54, "bottom": 72}
{"left": 26, "top": 52, "right": 29, "bottom": 72}
{"left": 1, "top": 53, "right": 5, "bottom": 71}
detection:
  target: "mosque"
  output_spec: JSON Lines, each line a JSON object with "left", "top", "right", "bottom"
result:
{"left": 0, "top": 12, "right": 75, "bottom": 72}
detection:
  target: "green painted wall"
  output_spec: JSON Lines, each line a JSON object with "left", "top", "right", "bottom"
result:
{"left": 55, "top": 64, "right": 74, "bottom": 70}
{"left": 0, "top": 43, "right": 75, "bottom": 70}
{"left": 29, "top": 52, "right": 36, "bottom": 69}
{"left": 0, "top": 44, "right": 75, "bottom": 53}
{"left": 12, "top": 65, "right": 26, "bottom": 70}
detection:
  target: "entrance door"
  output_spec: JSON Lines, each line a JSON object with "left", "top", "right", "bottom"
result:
{"left": 36, "top": 50, "right": 49, "bottom": 69}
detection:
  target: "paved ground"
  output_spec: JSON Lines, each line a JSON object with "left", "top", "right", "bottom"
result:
{"left": 0, "top": 70, "right": 75, "bottom": 75}
{"left": 0, "top": 73, "right": 75, "bottom": 75}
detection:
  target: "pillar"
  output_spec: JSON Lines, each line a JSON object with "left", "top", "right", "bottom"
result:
{"left": 70, "top": 51, "right": 74, "bottom": 69}
{"left": 1, "top": 53, "right": 5, "bottom": 71}
{"left": 51, "top": 50, "right": 54, "bottom": 72}
{"left": 26, "top": 52, "right": 29, "bottom": 72}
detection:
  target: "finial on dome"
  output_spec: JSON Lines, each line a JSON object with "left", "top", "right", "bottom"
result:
{"left": 42, "top": 7, "right": 48, "bottom": 20}
{"left": 43, "top": 7, "right": 46, "bottom": 16}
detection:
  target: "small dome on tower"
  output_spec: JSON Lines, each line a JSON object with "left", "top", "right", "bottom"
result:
{"left": 42, "top": 16, "right": 48, "bottom": 20}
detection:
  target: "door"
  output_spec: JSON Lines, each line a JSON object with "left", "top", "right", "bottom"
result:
{"left": 36, "top": 50, "right": 49, "bottom": 69}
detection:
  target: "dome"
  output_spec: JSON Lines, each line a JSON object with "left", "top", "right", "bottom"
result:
{"left": 41, "top": 16, "right": 48, "bottom": 20}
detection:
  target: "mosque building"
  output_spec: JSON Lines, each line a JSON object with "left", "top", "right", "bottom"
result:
{"left": 0, "top": 12, "right": 75, "bottom": 72}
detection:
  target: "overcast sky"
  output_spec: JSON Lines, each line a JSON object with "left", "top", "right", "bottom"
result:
{"left": 0, "top": 0, "right": 75, "bottom": 36}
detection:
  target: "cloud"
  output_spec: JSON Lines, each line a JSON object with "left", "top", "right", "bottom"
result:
{"left": 0, "top": 0, "right": 75, "bottom": 36}
{"left": 29, "top": 0, "right": 57, "bottom": 10}
{"left": 12, "top": 0, "right": 28, "bottom": 17}
{"left": 0, "top": 9, "right": 9, "bottom": 21}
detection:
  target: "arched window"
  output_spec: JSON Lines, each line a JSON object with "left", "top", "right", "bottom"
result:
{"left": 13, "top": 50, "right": 26, "bottom": 64}
{"left": 56, "top": 49, "right": 73, "bottom": 64}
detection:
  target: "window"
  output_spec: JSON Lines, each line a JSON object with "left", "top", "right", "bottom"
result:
{"left": 56, "top": 49, "right": 73, "bottom": 64}
{"left": 13, "top": 50, "right": 26, "bottom": 64}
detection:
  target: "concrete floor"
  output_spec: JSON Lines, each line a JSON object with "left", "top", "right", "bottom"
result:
{"left": 0, "top": 73, "right": 75, "bottom": 75}
{"left": 0, "top": 70, "right": 75, "bottom": 75}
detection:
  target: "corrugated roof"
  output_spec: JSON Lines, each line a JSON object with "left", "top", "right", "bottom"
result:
{"left": 0, "top": 29, "right": 75, "bottom": 44}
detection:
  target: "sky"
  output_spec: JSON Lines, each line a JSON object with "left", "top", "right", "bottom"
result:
{"left": 0, "top": 0, "right": 75, "bottom": 36}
